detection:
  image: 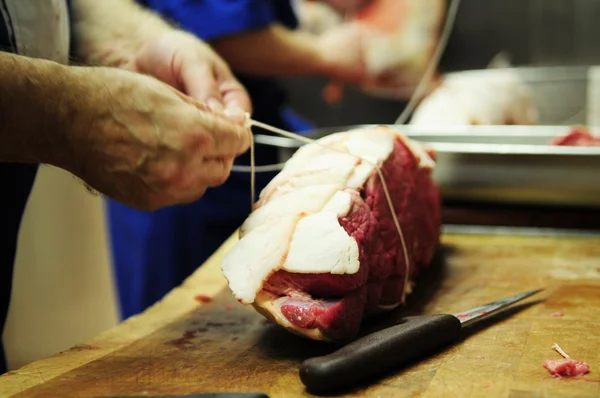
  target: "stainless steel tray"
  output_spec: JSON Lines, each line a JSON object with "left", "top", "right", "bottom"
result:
{"left": 254, "top": 125, "right": 600, "bottom": 208}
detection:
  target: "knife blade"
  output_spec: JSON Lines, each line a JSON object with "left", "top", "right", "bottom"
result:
{"left": 299, "top": 288, "right": 544, "bottom": 393}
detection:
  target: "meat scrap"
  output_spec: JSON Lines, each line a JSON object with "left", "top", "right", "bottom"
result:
{"left": 544, "top": 359, "right": 590, "bottom": 378}
{"left": 550, "top": 126, "right": 600, "bottom": 147}
{"left": 543, "top": 343, "right": 590, "bottom": 378}
{"left": 220, "top": 126, "right": 441, "bottom": 341}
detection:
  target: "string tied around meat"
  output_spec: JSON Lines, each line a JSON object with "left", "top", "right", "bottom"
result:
{"left": 242, "top": 116, "right": 413, "bottom": 303}
{"left": 230, "top": 0, "right": 463, "bottom": 303}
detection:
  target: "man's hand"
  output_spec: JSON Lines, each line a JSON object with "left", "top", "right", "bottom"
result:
{"left": 315, "top": 23, "right": 367, "bottom": 85}
{"left": 71, "top": 0, "right": 252, "bottom": 113}
{"left": 60, "top": 66, "right": 251, "bottom": 211}
{"left": 62, "top": 0, "right": 255, "bottom": 209}
{"left": 132, "top": 30, "right": 252, "bottom": 114}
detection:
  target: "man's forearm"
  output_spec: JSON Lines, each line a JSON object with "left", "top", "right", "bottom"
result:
{"left": 70, "top": 0, "right": 174, "bottom": 68}
{"left": 210, "top": 25, "right": 329, "bottom": 77}
{"left": 0, "top": 52, "right": 76, "bottom": 164}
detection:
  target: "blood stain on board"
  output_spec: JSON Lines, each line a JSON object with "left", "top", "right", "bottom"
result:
{"left": 550, "top": 312, "right": 564, "bottom": 317}
{"left": 166, "top": 330, "right": 197, "bottom": 349}
{"left": 206, "top": 321, "right": 238, "bottom": 328}
{"left": 72, "top": 344, "right": 100, "bottom": 351}
{"left": 194, "top": 294, "right": 213, "bottom": 303}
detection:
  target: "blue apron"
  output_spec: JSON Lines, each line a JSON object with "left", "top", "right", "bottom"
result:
{"left": 0, "top": 0, "right": 71, "bottom": 374}
{"left": 107, "top": 0, "right": 314, "bottom": 320}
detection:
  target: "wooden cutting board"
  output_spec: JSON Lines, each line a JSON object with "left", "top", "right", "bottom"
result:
{"left": 1, "top": 231, "right": 600, "bottom": 398}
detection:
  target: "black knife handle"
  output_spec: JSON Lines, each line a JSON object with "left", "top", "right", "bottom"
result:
{"left": 299, "top": 314, "right": 461, "bottom": 393}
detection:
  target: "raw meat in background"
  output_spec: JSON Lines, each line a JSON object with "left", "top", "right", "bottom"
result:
{"left": 410, "top": 54, "right": 539, "bottom": 126}
{"left": 220, "top": 126, "right": 441, "bottom": 341}
{"left": 550, "top": 125, "right": 600, "bottom": 147}
{"left": 293, "top": 0, "right": 446, "bottom": 102}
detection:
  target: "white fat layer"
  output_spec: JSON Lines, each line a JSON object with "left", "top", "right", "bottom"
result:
{"left": 403, "top": 138, "right": 436, "bottom": 169}
{"left": 258, "top": 152, "right": 357, "bottom": 203}
{"left": 346, "top": 162, "right": 375, "bottom": 188}
{"left": 221, "top": 215, "right": 297, "bottom": 304}
{"left": 343, "top": 132, "right": 395, "bottom": 186}
{"left": 321, "top": 190, "right": 353, "bottom": 216}
{"left": 240, "top": 184, "right": 339, "bottom": 236}
{"left": 344, "top": 133, "right": 394, "bottom": 165}
{"left": 221, "top": 126, "right": 431, "bottom": 303}
{"left": 283, "top": 191, "right": 359, "bottom": 275}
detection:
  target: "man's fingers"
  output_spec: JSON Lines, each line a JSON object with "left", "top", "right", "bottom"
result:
{"left": 185, "top": 109, "right": 251, "bottom": 157}
{"left": 180, "top": 59, "right": 252, "bottom": 118}
{"left": 180, "top": 61, "right": 224, "bottom": 106}
{"left": 207, "top": 116, "right": 252, "bottom": 157}
{"left": 200, "top": 156, "right": 235, "bottom": 187}
{"left": 220, "top": 79, "right": 253, "bottom": 114}
{"left": 174, "top": 156, "right": 235, "bottom": 204}
{"left": 155, "top": 155, "right": 235, "bottom": 207}
{"left": 214, "top": 63, "right": 253, "bottom": 114}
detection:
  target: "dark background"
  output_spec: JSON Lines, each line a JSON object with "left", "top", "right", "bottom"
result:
{"left": 278, "top": 0, "right": 600, "bottom": 128}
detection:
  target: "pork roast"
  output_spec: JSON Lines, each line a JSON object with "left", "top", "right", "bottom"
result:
{"left": 220, "top": 126, "right": 442, "bottom": 341}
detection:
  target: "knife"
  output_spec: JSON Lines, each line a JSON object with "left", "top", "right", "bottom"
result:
{"left": 299, "top": 288, "right": 544, "bottom": 393}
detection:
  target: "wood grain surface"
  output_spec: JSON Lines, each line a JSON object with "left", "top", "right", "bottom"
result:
{"left": 1, "top": 231, "right": 600, "bottom": 398}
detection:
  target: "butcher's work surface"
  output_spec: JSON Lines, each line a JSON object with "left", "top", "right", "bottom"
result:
{"left": 1, "top": 232, "right": 600, "bottom": 398}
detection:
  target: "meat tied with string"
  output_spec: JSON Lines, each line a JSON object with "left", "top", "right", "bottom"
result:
{"left": 220, "top": 126, "right": 441, "bottom": 341}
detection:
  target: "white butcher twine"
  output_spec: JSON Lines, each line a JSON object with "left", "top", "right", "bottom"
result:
{"left": 238, "top": 117, "right": 413, "bottom": 304}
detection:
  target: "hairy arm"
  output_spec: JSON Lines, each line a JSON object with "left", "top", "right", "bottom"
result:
{"left": 0, "top": 0, "right": 173, "bottom": 163}
{"left": 210, "top": 24, "right": 330, "bottom": 77}
{"left": 70, "top": 0, "right": 175, "bottom": 68}
{"left": 0, "top": 52, "right": 75, "bottom": 165}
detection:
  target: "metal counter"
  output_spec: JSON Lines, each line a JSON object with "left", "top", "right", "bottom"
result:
{"left": 254, "top": 124, "right": 600, "bottom": 208}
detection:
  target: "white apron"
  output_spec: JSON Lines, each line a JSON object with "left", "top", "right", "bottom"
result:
{"left": 2, "top": 0, "right": 119, "bottom": 370}
{"left": 0, "top": 0, "right": 70, "bottom": 63}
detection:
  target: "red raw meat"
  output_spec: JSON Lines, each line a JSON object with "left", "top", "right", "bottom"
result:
{"left": 550, "top": 126, "right": 600, "bottom": 147}
{"left": 543, "top": 358, "right": 590, "bottom": 378}
{"left": 221, "top": 126, "right": 441, "bottom": 341}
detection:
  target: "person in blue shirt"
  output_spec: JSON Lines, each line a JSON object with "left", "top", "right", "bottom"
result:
{"left": 107, "top": 0, "right": 373, "bottom": 320}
